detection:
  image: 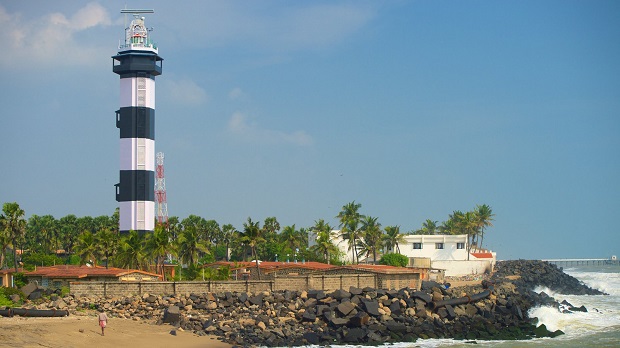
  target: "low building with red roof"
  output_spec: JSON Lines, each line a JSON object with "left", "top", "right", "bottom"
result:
{"left": 24, "top": 265, "right": 162, "bottom": 289}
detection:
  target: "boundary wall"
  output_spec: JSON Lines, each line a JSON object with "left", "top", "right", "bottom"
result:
{"left": 70, "top": 274, "right": 387, "bottom": 297}
{"left": 432, "top": 260, "right": 494, "bottom": 277}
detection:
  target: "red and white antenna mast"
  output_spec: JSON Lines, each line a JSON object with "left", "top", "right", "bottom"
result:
{"left": 155, "top": 152, "right": 168, "bottom": 227}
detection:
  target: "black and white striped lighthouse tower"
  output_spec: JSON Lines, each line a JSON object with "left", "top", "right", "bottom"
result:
{"left": 113, "top": 10, "right": 162, "bottom": 234}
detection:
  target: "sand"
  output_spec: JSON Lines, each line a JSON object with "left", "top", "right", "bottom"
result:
{"left": 0, "top": 313, "right": 232, "bottom": 348}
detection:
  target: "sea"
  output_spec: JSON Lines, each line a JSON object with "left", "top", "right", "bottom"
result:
{"left": 310, "top": 264, "right": 620, "bottom": 348}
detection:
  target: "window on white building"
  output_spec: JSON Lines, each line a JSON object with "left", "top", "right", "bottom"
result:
{"left": 435, "top": 243, "right": 444, "bottom": 249}
{"left": 457, "top": 242, "right": 465, "bottom": 249}
{"left": 413, "top": 243, "right": 422, "bottom": 249}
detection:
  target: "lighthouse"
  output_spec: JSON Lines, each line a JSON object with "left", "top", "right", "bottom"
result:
{"left": 113, "top": 10, "right": 162, "bottom": 234}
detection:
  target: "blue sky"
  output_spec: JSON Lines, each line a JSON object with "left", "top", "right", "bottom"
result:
{"left": 1, "top": 1, "right": 618, "bottom": 260}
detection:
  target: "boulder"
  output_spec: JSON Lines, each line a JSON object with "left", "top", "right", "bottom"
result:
{"left": 163, "top": 306, "right": 181, "bottom": 325}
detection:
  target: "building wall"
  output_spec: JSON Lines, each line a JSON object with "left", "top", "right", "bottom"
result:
{"left": 70, "top": 273, "right": 420, "bottom": 297}
{"left": 433, "top": 260, "right": 494, "bottom": 277}
{"left": 398, "top": 235, "right": 469, "bottom": 260}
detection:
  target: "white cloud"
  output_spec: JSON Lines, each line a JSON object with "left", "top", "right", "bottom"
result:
{"left": 228, "top": 87, "right": 245, "bottom": 101}
{"left": 0, "top": 3, "right": 111, "bottom": 70}
{"left": 164, "top": 78, "right": 209, "bottom": 106}
{"left": 228, "top": 112, "right": 313, "bottom": 147}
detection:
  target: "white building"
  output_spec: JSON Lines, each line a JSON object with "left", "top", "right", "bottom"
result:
{"left": 311, "top": 231, "right": 496, "bottom": 277}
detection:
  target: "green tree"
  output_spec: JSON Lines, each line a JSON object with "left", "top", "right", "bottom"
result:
{"left": 74, "top": 231, "right": 99, "bottom": 266}
{"left": 474, "top": 204, "right": 494, "bottom": 251}
{"left": 95, "top": 228, "right": 119, "bottom": 269}
{"left": 240, "top": 217, "right": 264, "bottom": 280}
{"left": 379, "top": 253, "right": 408, "bottom": 267}
{"left": 416, "top": 219, "right": 439, "bottom": 235}
{"left": 2, "top": 202, "right": 27, "bottom": 272}
{"left": 177, "top": 225, "right": 209, "bottom": 269}
{"left": 383, "top": 225, "right": 405, "bottom": 254}
{"left": 115, "top": 231, "right": 148, "bottom": 270}
{"left": 359, "top": 216, "right": 383, "bottom": 264}
{"left": 310, "top": 219, "right": 338, "bottom": 264}
{"left": 221, "top": 224, "right": 237, "bottom": 261}
{"left": 58, "top": 214, "right": 79, "bottom": 255}
{"left": 146, "top": 224, "right": 174, "bottom": 279}
{"left": 337, "top": 201, "right": 364, "bottom": 264}
{"left": 280, "top": 225, "right": 300, "bottom": 254}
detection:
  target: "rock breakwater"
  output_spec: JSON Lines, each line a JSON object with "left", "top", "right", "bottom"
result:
{"left": 6, "top": 260, "right": 604, "bottom": 346}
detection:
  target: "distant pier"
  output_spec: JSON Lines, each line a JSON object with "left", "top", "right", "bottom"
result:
{"left": 542, "top": 256, "right": 619, "bottom": 267}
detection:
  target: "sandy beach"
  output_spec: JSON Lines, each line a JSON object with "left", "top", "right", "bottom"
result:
{"left": 0, "top": 313, "right": 232, "bottom": 348}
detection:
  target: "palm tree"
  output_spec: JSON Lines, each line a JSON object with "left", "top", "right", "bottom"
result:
{"left": 221, "top": 224, "right": 236, "bottom": 261}
{"left": 359, "top": 216, "right": 383, "bottom": 264}
{"left": 146, "top": 224, "right": 174, "bottom": 279}
{"left": 383, "top": 225, "right": 405, "bottom": 253}
{"left": 240, "top": 217, "right": 264, "bottom": 280}
{"left": 59, "top": 214, "right": 79, "bottom": 256}
{"left": 95, "top": 228, "right": 119, "bottom": 269}
{"left": 177, "top": 225, "right": 209, "bottom": 269}
{"left": 337, "top": 201, "right": 364, "bottom": 264}
{"left": 439, "top": 218, "right": 459, "bottom": 235}
{"left": 416, "top": 219, "right": 439, "bottom": 235}
{"left": 74, "top": 230, "right": 99, "bottom": 266}
{"left": 474, "top": 204, "right": 494, "bottom": 251}
{"left": 2, "top": 202, "right": 27, "bottom": 272}
{"left": 310, "top": 219, "right": 337, "bottom": 264}
{"left": 280, "top": 225, "right": 300, "bottom": 254}
{"left": 450, "top": 211, "right": 478, "bottom": 260}
{"left": 115, "top": 230, "right": 149, "bottom": 270}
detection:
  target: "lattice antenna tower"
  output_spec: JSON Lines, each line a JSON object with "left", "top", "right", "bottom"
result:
{"left": 155, "top": 152, "right": 169, "bottom": 227}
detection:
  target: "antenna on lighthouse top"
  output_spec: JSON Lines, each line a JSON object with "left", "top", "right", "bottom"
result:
{"left": 118, "top": 8, "right": 158, "bottom": 53}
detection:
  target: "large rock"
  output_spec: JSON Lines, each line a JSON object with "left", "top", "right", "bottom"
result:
{"left": 163, "top": 306, "right": 181, "bottom": 325}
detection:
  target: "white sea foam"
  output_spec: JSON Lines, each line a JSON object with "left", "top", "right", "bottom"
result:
{"left": 529, "top": 265, "right": 620, "bottom": 341}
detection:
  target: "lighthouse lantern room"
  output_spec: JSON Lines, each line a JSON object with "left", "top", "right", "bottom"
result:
{"left": 113, "top": 10, "right": 162, "bottom": 234}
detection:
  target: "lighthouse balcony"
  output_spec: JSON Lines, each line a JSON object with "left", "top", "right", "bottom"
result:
{"left": 113, "top": 52, "right": 163, "bottom": 76}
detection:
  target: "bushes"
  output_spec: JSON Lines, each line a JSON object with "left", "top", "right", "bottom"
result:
{"left": 0, "top": 286, "right": 25, "bottom": 307}
{"left": 379, "top": 253, "right": 409, "bottom": 267}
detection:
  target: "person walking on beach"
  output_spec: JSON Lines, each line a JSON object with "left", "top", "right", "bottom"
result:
{"left": 98, "top": 309, "right": 108, "bottom": 336}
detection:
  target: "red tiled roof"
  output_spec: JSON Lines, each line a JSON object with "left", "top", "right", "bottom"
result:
{"left": 471, "top": 252, "right": 494, "bottom": 259}
{"left": 205, "top": 261, "right": 338, "bottom": 271}
{"left": 24, "top": 265, "right": 162, "bottom": 279}
{"left": 204, "top": 261, "right": 420, "bottom": 275}
{"left": 343, "top": 264, "right": 420, "bottom": 274}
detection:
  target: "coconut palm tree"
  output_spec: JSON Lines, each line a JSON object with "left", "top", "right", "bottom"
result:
{"left": 337, "top": 201, "right": 364, "bottom": 264}
{"left": 59, "top": 214, "right": 79, "bottom": 256}
{"left": 474, "top": 204, "right": 494, "bottom": 251}
{"left": 359, "top": 216, "right": 383, "bottom": 264}
{"left": 95, "top": 228, "right": 118, "bottom": 269}
{"left": 146, "top": 224, "right": 174, "bottom": 278}
{"left": 177, "top": 225, "right": 209, "bottom": 269}
{"left": 240, "top": 217, "right": 264, "bottom": 280}
{"left": 310, "top": 219, "right": 337, "bottom": 264}
{"left": 221, "top": 224, "right": 237, "bottom": 261}
{"left": 383, "top": 225, "right": 405, "bottom": 253}
{"left": 416, "top": 219, "right": 439, "bottom": 235}
{"left": 280, "top": 225, "right": 300, "bottom": 253}
{"left": 75, "top": 230, "right": 99, "bottom": 266}
{"left": 2, "top": 202, "right": 27, "bottom": 272}
{"left": 115, "top": 230, "right": 149, "bottom": 270}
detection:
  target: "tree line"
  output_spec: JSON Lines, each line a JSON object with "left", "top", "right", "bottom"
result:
{"left": 0, "top": 201, "right": 493, "bottom": 280}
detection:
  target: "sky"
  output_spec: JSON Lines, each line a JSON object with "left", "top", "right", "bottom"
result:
{"left": 1, "top": 1, "right": 619, "bottom": 260}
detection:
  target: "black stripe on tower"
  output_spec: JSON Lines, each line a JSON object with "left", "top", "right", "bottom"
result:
{"left": 116, "top": 107, "right": 155, "bottom": 139}
{"left": 115, "top": 170, "right": 155, "bottom": 202}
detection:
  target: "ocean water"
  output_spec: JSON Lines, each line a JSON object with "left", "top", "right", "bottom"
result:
{"left": 322, "top": 264, "right": 620, "bottom": 348}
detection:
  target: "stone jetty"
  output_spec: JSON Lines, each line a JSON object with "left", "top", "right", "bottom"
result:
{"left": 5, "top": 260, "right": 605, "bottom": 346}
